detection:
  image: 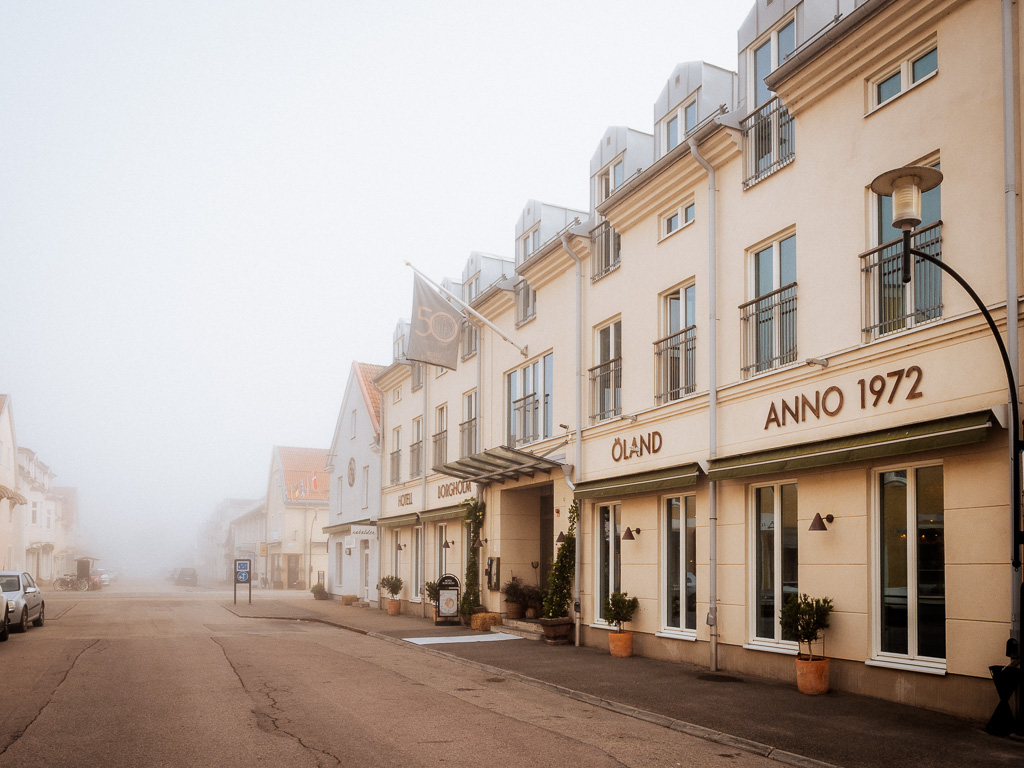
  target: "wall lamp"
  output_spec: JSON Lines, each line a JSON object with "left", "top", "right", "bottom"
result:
{"left": 473, "top": 537, "right": 488, "bottom": 548}
{"left": 618, "top": 414, "right": 637, "bottom": 423}
{"left": 621, "top": 527, "right": 641, "bottom": 541}
{"left": 808, "top": 513, "right": 835, "bottom": 532}
{"left": 441, "top": 539, "right": 456, "bottom": 549}
{"left": 555, "top": 531, "right": 566, "bottom": 543}
{"left": 396, "top": 542, "right": 406, "bottom": 551}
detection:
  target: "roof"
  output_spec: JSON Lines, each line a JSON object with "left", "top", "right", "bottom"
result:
{"left": 275, "top": 446, "right": 331, "bottom": 503}
{"left": 354, "top": 361, "right": 385, "bottom": 436}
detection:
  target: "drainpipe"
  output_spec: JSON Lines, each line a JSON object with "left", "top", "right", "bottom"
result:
{"left": 561, "top": 231, "right": 584, "bottom": 647}
{"left": 1002, "top": 0, "right": 1023, "bottom": 734}
{"left": 688, "top": 135, "right": 719, "bottom": 672}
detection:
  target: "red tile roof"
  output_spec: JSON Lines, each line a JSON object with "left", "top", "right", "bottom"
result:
{"left": 276, "top": 446, "right": 331, "bottom": 503}
{"left": 354, "top": 362, "right": 385, "bottom": 436}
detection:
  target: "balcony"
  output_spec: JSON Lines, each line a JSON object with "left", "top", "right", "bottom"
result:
{"left": 860, "top": 222, "right": 943, "bottom": 339}
{"left": 591, "top": 221, "right": 621, "bottom": 281}
{"left": 432, "top": 430, "right": 447, "bottom": 468}
{"left": 459, "top": 418, "right": 477, "bottom": 457}
{"left": 654, "top": 325, "right": 697, "bottom": 403}
{"left": 742, "top": 97, "right": 795, "bottom": 189}
{"left": 589, "top": 357, "right": 622, "bottom": 422}
{"left": 511, "top": 394, "right": 549, "bottom": 446}
{"left": 740, "top": 284, "right": 797, "bottom": 377}
{"left": 410, "top": 440, "right": 423, "bottom": 478}
{"left": 389, "top": 450, "right": 402, "bottom": 485}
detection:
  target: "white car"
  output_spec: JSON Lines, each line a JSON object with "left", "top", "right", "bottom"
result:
{"left": 0, "top": 571, "right": 45, "bottom": 633}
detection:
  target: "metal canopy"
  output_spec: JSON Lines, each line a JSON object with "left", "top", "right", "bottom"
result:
{"left": 435, "top": 445, "right": 565, "bottom": 486}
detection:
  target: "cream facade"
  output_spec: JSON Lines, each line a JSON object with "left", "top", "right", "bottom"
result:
{"left": 0, "top": 395, "right": 26, "bottom": 570}
{"left": 264, "top": 446, "right": 330, "bottom": 590}
{"left": 365, "top": 0, "right": 1021, "bottom": 720}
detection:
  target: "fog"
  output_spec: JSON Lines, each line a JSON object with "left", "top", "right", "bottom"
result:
{"left": 0, "top": 0, "right": 751, "bottom": 575}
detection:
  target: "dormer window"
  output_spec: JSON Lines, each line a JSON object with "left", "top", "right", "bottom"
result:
{"left": 752, "top": 18, "right": 795, "bottom": 108}
{"left": 599, "top": 159, "right": 625, "bottom": 201}
{"left": 685, "top": 101, "right": 698, "bottom": 133}
{"left": 465, "top": 274, "right": 480, "bottom": 303}
{"left": 662, "top": 98, "right": 698, "bottom": 157}
{"left": 519, "top": 228, "right": 541, "bottom": 266}
{"left": 667, "top": 115, "right": 679, "bottom": 151}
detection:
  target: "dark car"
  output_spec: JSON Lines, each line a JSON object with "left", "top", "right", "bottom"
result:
{"left": 175, "top": 568, "right": 197, "bottom": 586}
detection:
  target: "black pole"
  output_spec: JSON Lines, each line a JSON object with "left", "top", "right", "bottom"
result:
{"left": 905, "top": 244, "right": 1023, "bottom": 735}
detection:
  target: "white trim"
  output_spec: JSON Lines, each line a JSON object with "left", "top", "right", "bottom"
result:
{"left": 865, "top": 657, "right": 946, "bottom": 676}
{"left": 743, "top": 641, "right": 798, "bottom": 656}
{"left": 656, "top": 629, "right": 698, "bottom": 642}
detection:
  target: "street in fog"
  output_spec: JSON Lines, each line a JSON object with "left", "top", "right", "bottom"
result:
{"left": 0, "top": 581, "right": 776, "bottom": 768}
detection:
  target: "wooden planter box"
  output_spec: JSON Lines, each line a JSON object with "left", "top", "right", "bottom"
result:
{"left": 538, "top": 617, "right": 573, "bottom": 645}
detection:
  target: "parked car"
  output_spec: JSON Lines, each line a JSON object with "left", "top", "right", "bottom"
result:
{"left": 0, "top": 571, "right": 45, "bottom": 633}
{"left": 175, "top": 568, "right": 197, "bottom": 586}
{"left": 1, "top": 602, "right": 8, "bottom": 642}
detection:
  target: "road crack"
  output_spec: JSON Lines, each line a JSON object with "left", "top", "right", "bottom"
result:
{"left": 211, "top": 636, "right": 341, "bottom": 767}
{"left": 0, "top": 638, "right": 101, "bottom": 756}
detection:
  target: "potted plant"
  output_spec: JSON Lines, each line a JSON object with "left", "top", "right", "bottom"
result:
{"left": 424, "top": 580, "right": 440, "bottom": 620}
{"left": 603, "top": 591, "right": 640, "bottom": 657}
{"left": 540, "top": 501, "right": 577, "bottom": 644}
{"left": 523, "top": 584, "right": 544, "bottom": 619}
{"left": 500, "top": 576, "right": 526, "bottom": 620}
{"left": 779, "top": 593, "right": 834, "bottom": 695}
{"left": 380, "top": 575, "right": 404, "bottom": 615}
{"left": 310, "top": 582, "right": 330, "bottom": 600}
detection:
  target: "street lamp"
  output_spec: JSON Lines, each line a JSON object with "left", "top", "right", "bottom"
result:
{"left": 871, "top": 166, "right": 1023, "bottom": 736}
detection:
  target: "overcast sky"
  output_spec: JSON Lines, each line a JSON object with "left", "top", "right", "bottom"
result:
{"left": 0, "top": 0, "right": 753, "bottom": 573}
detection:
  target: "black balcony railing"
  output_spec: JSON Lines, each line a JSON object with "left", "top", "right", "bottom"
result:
{"left": 432, "top": 430, "right": 447, "bottom": 467}
{"left": 654, "top": 325, "right": 697, "bottom": 402}
{"left": 410, "top": 440, "right": 423, "bottom": 478}
{"left": 860, "top": 221, "right": 943, "bottom": 339}
{"left": 589, "top": 357, "right": 622, "bottom": 422}
{"left": 742, "top": 97, "right": 795, "bottom": 189}
{"left": 740, "top": 283, "right": 797, "bottom": 376}
{"left": 389, "top": 450, "right": 401, "bottom": 485}
{"left": 459, "top": 418, "right": 477, "bottom": 457}
{"left": 591, "top": 220, "right": 621, "bottom": 281}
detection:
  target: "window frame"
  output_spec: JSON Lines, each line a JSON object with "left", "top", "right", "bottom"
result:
{"left": 742, "top": 230, "right": 797, "bottom": 377}
{"left": 506, "top": 353, "right": 554, "bottom": 446}
{"left": 868, "top": 42, "right": 938, "bottom": 113}
{"left": 747, "top": 480, "right": 799, "bottom": 652}
{"left": 655, "top": 282, "right": 697, "bottom": 403}
{"left": 660, "top": 199, "right": 696, "bottom": 241}
{"left": 590, "top": 320, "right": 622, "bottom": 422}
{"left": 594, "top": 502, "right": 622, "bottom": 625}
{"left": 661, "top": 494, "right": 697, "bottom": 636}
{"left": 870, "top": 461, "right": 947, "bottom": 673}
{"left": 750, "top": 16, "right": 796, "bottom": 109}
{"left": 514, "top": 279, "right": 537, "bottom": 325}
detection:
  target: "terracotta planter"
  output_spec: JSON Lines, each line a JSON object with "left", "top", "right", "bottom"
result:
{"left": 387, "top": 599, "right": 401, "bottom": 616}
{"left": 608, "top": 631, "right": 634, "bottom": 658}
{"left": 505, "top": 601, "right": 524, "bottom": 620}
{"left": 795, "top": 656, "right": 830, "bottom": 695}
{"left": 538, "top": 617, "right": 573, "bottom": 645}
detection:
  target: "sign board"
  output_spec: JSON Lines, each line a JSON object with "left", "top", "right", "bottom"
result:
{"left": 436, "top": 573, "right": 461, "bottom": 620}
{"left": 234, "top": 559, "right": 252, "bottom": 604}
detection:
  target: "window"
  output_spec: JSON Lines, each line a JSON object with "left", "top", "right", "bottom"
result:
{"left": 410, "top": 418, "right": 423, "bottom": 478}
{"left": 394, "top": 333, "right": 405, "bottom": 361}
{"left": 655, "top": 284, "right": 696, "bottom": 402}
{"left": 46, "top": 506, "right": 53, "bottom": 530}
{"left": 393, "top": 386, "right": 402, "bottom": 403}
{"left": 412, "top": 526, "right": 423, "bottom": 600}
{"left": 390, "top": 427, "right": 402, "bottom": 485}
{"left": 518, "top": 227, "right": 541, "bottom": 267}
{"left": 507, "top": 354, "right": 554, "bottom": 446}
{"left": 361, "top": 466, "right": 369, "bottom": 508}
{"left": 515, "top": 279, "right": 536, "bottom": 325}
{"left": 862, "top": 163, "right": 942, "bottom": 339}
{"left": 597, "top": 503, "right": 621, "bottom": 622}
{"left": 590, "top": 321, "right": 622, "bottom": 422}
{"left": 743, "top": 18, "right": 796, "bottom": 188}
{"left": 684, "top": 203, "right": 695, "bottom": 224}
{"left": 461, "top": 320, "right": 478, "bottom": 360}
{"left": 751, "top": 482, "right": 798, "bottom": 646}
{"left": 465, "top": 274, "right": 480, "bottom": 303}
{"left": 592, "top": 220, "right": 621, "bottom": 280}
{"left": 350, "top": 410, "right": 357, "bottom": 439}
{"left": 661, "top": 201, "right": 695, "bottom": 239}
{"left": 876, "top": 465, "right": 945, "bottom": 665}
{"left": 433, "top": 405, "right": 448, "bottom": 467}
{"left": 598, "top": 158, "right": 625, "bottom": 201}
{"left": 752, "top": 18, "right": 795, "bottom": 108}
{"left": 664, "top": 496, "right": 697, "bottom": 632}
{"left": 393, "top": 530, "right": 402, "bottom": 575}
{"left": 662, "top": 99, "right": 698, "bottom": 157}
{"left": 684, "top": 101, "right": 698, "bottom": 134}
{"left": 31, "top": 502, "right": 38, "bottom": 525}
{"left": 411, "top": 362, "right": 424, "bottom": 391}
{"left": 667, "top": 115, "right": 679, "bottom": 152}
{"left": 741, "top": 233, "right": 797, "bottom": 376}
{"left": 871, "top": 46, "right": 938, "bottom": 110}
{"left": 461, "top": 391, "right": 478, "bottom": 457}
{"left": 664, "top": 212, "right": 680, "bottom": 236}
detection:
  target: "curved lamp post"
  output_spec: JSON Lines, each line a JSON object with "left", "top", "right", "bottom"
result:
{"left": 871, "top": 166, "right": 1023, "bottom": 735}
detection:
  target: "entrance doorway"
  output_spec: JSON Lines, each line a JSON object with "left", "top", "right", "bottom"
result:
{"left": 540, "top": 494, "right": 553, "bottom": 588}
{"left": 360, "top": 540, "right": 370, "bottom": 601}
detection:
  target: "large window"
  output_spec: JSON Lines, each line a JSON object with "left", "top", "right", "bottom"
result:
{"left": 591, "top": 220, "right": 621, "bottom": 280}
{"left": 662, "top": 99, "right": 698, "bottom": 157}
{"left": 877, "top": 465, "right": 945, "bottom": 665}
{"left": 390, "top": 427, "right": 402, "bottom": 485}
{"left": 433, "top": 405, "right": 447, "bottom": 467}
{"left": 461, "top": 390, "right": 478, "bottom": 457}
{"left": 461, "top": 319, "right": 478, "bottom": 360}
{"left": 437, "top": 523, "right": 448, "bottom": 577}
{"left": 598, "top": 158, "right": 624, "bottom": 201}
{"left": 597, "top": 503, "right": 621, "bottom": 623}
{"left": 871, "top": 46, "right": 937, "bottom": 110}
{"left": 656, "top": 284, "right": 696, "bottom": 403}
{"left": 506, "top": 354, "right": 554, "bottom": 446}
{"left": 861, "top": 163, "right": 942, "bottom": 339}
{"left": 590, "top": 320, "right": 622, "bottom": 422}
{"left": 410, "top": 418, "right": 423, "bottom": 478}
{"left": 752, "top": 482, "right": 798, "bottom": 645}
{"left": 664, "top": 495, "right": 697, "bottom": 632}
{"left": 743, "top": 18, "right": 796, "bottom": 187}
{"left": 517, "top": 227, "right": 541, "bottom": 267}
{"left": 515, "top": 279, "right": 536, "bottom": 325}
{"left": 741, "top": 234, "right": 796, "bottom": 376}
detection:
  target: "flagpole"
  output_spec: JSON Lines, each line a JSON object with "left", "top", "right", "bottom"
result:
{"left": 405, "top": 262, "right": 528, "bottom": 358}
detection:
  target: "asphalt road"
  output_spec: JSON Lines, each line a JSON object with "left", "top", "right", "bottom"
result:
{"left": 0, "top": 580, "right": 780, "bottom": 767}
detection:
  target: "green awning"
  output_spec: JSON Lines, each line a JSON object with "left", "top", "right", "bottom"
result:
{"left": 322, "top": 517, "right": 375, "bottom": 536}
{"left": 707, "top": 410, "right": 996, "bottom": 481}
{"left": 375, "top": 512, "right": 421, "bottom": 528}
{"left": 574, "top": 463, "right": 701, "bottom": 500}
{"left": 419, "top": 504, "right": 466, "bottom": 523}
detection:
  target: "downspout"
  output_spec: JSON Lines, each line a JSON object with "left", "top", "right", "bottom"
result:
{"left": 422, "top": 368, "right": 430, "bottom": 618}
{"left": 688, "top": 135, "right": 719, "bottom": 672}
{"left": 1002, "top": 0, "right": 1023, "bottom": 730}
{"left": 561, "top": 231, "right": 584, "bottom": 647}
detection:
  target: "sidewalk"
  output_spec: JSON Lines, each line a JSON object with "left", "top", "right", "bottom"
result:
{"left": 223, "top": 593, "right": 1023, "bottom": 768}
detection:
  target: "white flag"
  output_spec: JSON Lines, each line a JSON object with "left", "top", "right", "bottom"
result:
{"left": 407, "top": 274, "right": 461, "bottom": 370}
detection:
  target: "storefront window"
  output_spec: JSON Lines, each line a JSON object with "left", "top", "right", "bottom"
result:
{"left": 752, "top": 483, "right": 798, "bottom": 643}
{"left": 879, "top": 465, "right": 945, "bottom": 661}
{"left": 598, "top": 503, "right": 621, "bottom": 622}
{"left": 664, "top": 495, "right": 697, "bottom": 631}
